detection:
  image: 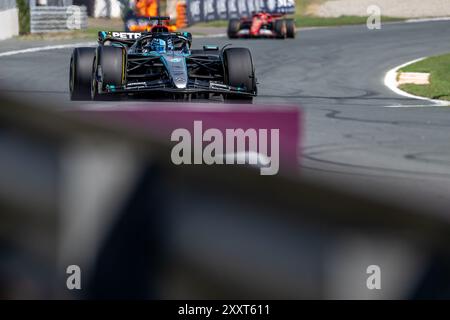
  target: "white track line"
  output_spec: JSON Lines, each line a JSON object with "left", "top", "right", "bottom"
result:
{"left": 405, "top": 17, "right": 450, "bottom": 23}
{"left": 383, "top": 57, "right": 450, "bottom": 107}
{"left": 196, "top": 33, "right": 227, "bottom": 38}
{"left": 0, "top": 42, "right": 96, "bottom": 57}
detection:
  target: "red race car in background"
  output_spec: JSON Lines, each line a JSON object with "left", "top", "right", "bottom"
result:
{"left": 228, "top": 12, "right": 296, "bottom": 39}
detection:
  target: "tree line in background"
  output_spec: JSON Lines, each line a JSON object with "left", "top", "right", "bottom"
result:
{"left": 17, "top": 0, "right": 30, "bottom": 34}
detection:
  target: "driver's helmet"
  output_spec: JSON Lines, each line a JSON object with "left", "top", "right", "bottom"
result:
{"left": 166, "top": 38, "right": 174, "bottom": 51}
{"left": 146, "top": 38, "right": 166, "bottom": 53}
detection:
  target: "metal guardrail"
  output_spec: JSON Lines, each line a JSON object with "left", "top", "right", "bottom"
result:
{"left": 30, "top": 0, "right": 73, "bottom": 6}
{"left": 186, "top": 0, "right": 296, "bottom": 25}
{"left": 0, "top": 0, "right": 17, "bottom": 11}
{"left": 46, "top": 0, "right": 73, "bottom": 5}
{"left": 30, "top": 5, "right": 87, "bottom": 33}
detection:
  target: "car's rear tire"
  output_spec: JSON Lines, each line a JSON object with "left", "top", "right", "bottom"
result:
{"left": 286, "top": 19, "right": 296, "bottom": 38}
{"left": 228, "top": 19, "right": 241, "bottom": 39}
{"left": 91, "top": 46, "right": 126, "bottom": 101}
{"left": 70, "top": 47, "right": 95, "bottom": 101}
{"left": 274, "top": 19, "right": 287, "bottom": 39}
{"left": 223, "top": 48, "right": 256, "bottom": 103}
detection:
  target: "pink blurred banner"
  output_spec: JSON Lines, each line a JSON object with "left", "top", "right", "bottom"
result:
{"left": 75, "top": 103, "right": 302, "bottom": 175}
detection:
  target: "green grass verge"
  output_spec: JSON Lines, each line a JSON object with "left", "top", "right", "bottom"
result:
{"left": 17, "top": 0, "right": 30, "bottom": 34}
{"left": 82, "top": 27, "right": 101, "bottom": 39}
{"left": 399, "top": 53, "right": 450, "bottom": 101}
{"left": 17, "top": 27, "right": 99, "bottom": 41}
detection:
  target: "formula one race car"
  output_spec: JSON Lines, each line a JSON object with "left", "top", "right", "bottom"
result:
{"left": 69, "top": 18, "right": 257, "bottom": 102}
{"left": 228, "top": 12, "right": 296, "bottom": 39}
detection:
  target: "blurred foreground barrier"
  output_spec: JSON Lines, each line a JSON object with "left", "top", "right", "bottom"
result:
{"left": 76, "top": 103, "right": 301, "bottom": 175}
{"left": 2, "top": 96, "right": 450, "bottom": 299}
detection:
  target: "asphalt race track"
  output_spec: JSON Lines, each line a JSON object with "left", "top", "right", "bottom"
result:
{"left": 1, "top": 20, "right": 450, "bottom": 216}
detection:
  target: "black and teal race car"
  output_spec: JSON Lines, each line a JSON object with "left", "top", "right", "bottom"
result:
{"left": 69, "top": 20, "right": 257, "bottom": 102}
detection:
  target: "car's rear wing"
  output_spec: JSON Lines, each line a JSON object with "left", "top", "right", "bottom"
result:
{"left": 250, "top": 12, "right": 287, "bottom": 18}
{"left": 98, "top": 31, "right": 192, "bottom": 42}
{"left": 148, "top": 16, "right": 171, "bottom": 24}
{"left": 98, "top": 31, "right": 143, "bottom": 42}
{"left": 270, "top": 13, "right": 287, "bottom": 18}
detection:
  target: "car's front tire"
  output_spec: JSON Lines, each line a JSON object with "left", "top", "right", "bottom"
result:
{"left": 91, "top": 46, "right": 126, "bottom": 101}
{"left": 286, "top": 19, "right": 296, "bottom": 39}
{"left": 70, "top": 47, "right": 95, "bottom": 101}
{"left": 223, "top": 48, "right": 256, "bottom": 103}
{"left": 274, "top": 19, "right": 287, "bottom": 39}
{"left": 228, "top": 19, "right": 241, "bottom": 39}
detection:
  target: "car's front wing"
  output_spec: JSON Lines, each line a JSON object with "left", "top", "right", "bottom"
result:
{"left": 104, "top": 79, "right": 256, "bottom": 96}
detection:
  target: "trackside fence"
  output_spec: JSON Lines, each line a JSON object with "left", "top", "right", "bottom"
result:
{"left": 30, "top": 5, "right": 88, "bottom": 33}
